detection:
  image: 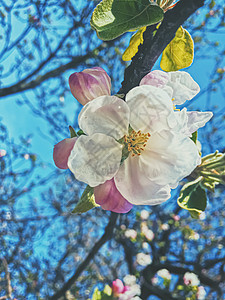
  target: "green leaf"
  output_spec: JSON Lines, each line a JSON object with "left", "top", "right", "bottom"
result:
{"left": 122, "top": 27, "right": 146, "bottom": 61}
{"left": 91, "top": 0, "right": 164, "bottom": 40}
{"left": 72, "top": 186, "right": 99, "bottom": 214}
{"left": 177, "top": 177, "right": 207, "bottom": 218}
{"left": 160, "top": 26, "right": 194, "bottom": 71}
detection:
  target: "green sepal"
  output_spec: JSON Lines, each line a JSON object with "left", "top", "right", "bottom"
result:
{"left": 69, "top": 126, "right": 77, "bottom": 138}
{"left": 91, "top": 0, "right": 164, "bottom": 40}
{"left": 177, "top": 177, "right": 207, "bottom": 218}
{"left": 190, "top": 131, "right": 197, "bottom": 144}
{"left": 72, "top": 186, "right": 99, "bottom": 214}
{"left": 77, "top": 129, "right": 85, "bottom": 136}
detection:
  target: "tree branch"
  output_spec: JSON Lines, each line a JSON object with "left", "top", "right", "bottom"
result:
{"left": 49, "top": 212, "right": 119, "bottom": 300}
{"left": 0, "top": 43, "right": 111, "bottom": 99}
{"left": 119, "top": 0, "right": 205, "bottom": 95}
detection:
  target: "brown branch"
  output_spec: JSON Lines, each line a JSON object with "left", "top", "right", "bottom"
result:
{"left": 0, "top": 42, "right": 111, "bottom": 99}
{"left": 49, "top": 212, "right": 119, "bottom": 300}
{"left": 119, "top": 0, "right": 205, "bottom": 95}
{"left": 141, "top": 262, "right": 222, "bottom": 299}
{"left": 1, "top": 258, "right": 12, "bottom": 299}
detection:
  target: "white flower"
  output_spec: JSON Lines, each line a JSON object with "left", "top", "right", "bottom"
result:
{"left": 125, "top": 229, "right": 137, "bottom": 239}
{"left": 161, "top": 223, "right": 169, "bottom": 231}
{"left": 197, "top": 286, "right": 206, "bottom": 300}
{"left": 136, "top": 253, "right": 152, "bottom": 266}
{"left": 183, "top": 272, "right": 200, "bottom": 286}
{"left": 123, "top": 275, "right": 136, "bottom": 286}
{"left": 144, "top": 229, "right": 154, "bottom": 241}
{"left": 140, "top": 210, "right": 149, "bottom": 220}
{"left": 68, "top": 83, "right": 202, "bottom": 205}
{"left": 157, "top": 269, "right": 171, "bottom": 280}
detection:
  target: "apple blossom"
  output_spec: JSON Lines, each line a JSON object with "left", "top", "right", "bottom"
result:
{"left": 112, "top": 279, "right": 126, "bottom": 296}
{"left": 197, "top": 286, "right": 206, "bottom": 300}
{"left": 69, "top": 67, "right": 111, "bottom": 105}
{"left": 183, "top": 272, "right": 200, "bottom": 286}
{"left": 136, "top": 253, "right": 152, "bottom": 266}
{"left": 68, "top": 84, "right": 202, "bottom": 205}
{"left": 157, "top": 269, "right": 171, "bottom": 280}
{"left": 124, "top": 229, "right": 137, "bottom": 239}
{"left": 0, "top": 149, "right": 6, "bottom": 157}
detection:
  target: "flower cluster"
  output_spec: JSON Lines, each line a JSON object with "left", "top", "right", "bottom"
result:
{"left": 111, "top": 277, "right": 141, "bottom": 300}
{"left": 53, "top": 67, "right": 212, "bottom": 213}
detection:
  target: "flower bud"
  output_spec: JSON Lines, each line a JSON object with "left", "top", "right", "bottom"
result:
{"left": 94, "top": 178, "right": 133, "bottom": 213}
{"left": 69, "top": 67, "right": 111, "bottom": 105}
{"left": 112, "top": 279, "right": 124, "bottom": 296}
{"left": 53, "top": 137, "right": 77, "bottom": 169}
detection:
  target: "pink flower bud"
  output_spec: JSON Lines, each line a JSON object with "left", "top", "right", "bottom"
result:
{"left": 112, "top": 279, "right": 124, "bottom": 296}
{"left": 94, "top": 178, "right": 133, "bottom": 213}
{"left": 69, "top": 67, "right": 111, "bottom": 105}
{"left": 53, "top": 137, "right": 77, "bottom": 169}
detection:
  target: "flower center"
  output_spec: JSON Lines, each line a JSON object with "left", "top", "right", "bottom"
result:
{"left": 172, "top": 98, "right": 180, "bottom": 111}
{"left": 124, "top": 129, "right": 150, "bottom": 157}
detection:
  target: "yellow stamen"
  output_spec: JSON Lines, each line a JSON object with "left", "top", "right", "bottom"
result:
{"left": 123, "top": 129, "right": 151, "bottom": 157}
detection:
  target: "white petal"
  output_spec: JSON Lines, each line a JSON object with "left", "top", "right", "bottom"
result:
{"left": 125, "top": 85, "right": 175, "bottom": 134}
{"left": 79, "top": 95, "right": 130, "bottom": 140}
{"left": 140, "top": 70, "right": 169, "bottom": 87}
{"left": 68, "top": 133, "right": 123, "bottom": 187}
{"left": 114, "top": 155, "right": 171, "bottom": 205}
{"left": 186, "top": 111, "right": 213, "bottom": 134}
{"left": 141, "top": 130, "right": 201, "bottom": 186}
{"left": 168, "top": 71, "right": 200, "bottom": 105}
{"left": 175, "top": 109, "right": 213, "bottom": 137}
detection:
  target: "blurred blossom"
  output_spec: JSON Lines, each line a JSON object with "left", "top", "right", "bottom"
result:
{"left": 183, "top": 272, "right": 200, "bottom": 286}
{"left": 173, "top": 215, "right": 180, "bottom": 221}
{"left": 112, "top": 279, "right": 125, "bottom": 296}
{"left": 151, "top": 276, "right": 158, "bottom": 285}
{"left": 142, "top": 242, "right": 149, "bottom": 249}
{"left": 190, "top": 232, "right": 200, "bottom": 240}
{"left": 125, "top": 229, "right": 137, "bottom": 239}
{"left": 157, "top": 269, "right": 171, "bottom": 280}
{"left": 161, "top": 223, "right": 169, "bottom": 231}
{"left": 5, "top": 212, "right": 11, "bottom": 220}
{"left": 121, "top": 224, "right": 126, "bottom": 230}
{"left": 59, "top": 96, "right": 65, "bottom": 103}
{"left": 0, "top": 149, "right": 6, "bottom": 157}
{"left": 199, "top": 212, "right": 206, "bottom": 220}
{"left": 140, "top": 210, "right": 149, "bottom": 220}
{"left": 123, "top": 275, "right": 136, "bottom": 286}
{"left": 197, "top": 286, "right": 206, "bottom": 300}
{"left": 24, "top": 154, "right": 30, "bottom": 160}
{"left": 144, "top": 229, "right": 154, "bottom": 241}
{"left": 136, "top": 253, "right": 152, "bottom": 266}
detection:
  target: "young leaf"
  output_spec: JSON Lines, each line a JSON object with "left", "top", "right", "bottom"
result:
{"left": 91, "top": 0, "right": 164, "bottom": 40}
{"left": 72, "top": 185, "right": 99, "bottom": 214}
{"left": 177, "top": 177, "right": 207, "bottom": 218}
{"left": 122, "top": 27, "right": 146, "bottom": 61}
{"left": 160, "top": 26, "right": 194, "bottom": 71}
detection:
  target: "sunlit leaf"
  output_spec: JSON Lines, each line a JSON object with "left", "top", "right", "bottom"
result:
{"left": 91, "top": 0, "right": 164, "bottom": 40}
{"left": 122, "top": 27, "right": 146, "bottom": 61}
{"left": 177, "top": 177, "right": 207, "bottom": 218}
{"left": 160, "top": 26, "right": 194, "bottom": 71}
{"left": 72, "top": 186, "right": 99, "bottom": 214}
